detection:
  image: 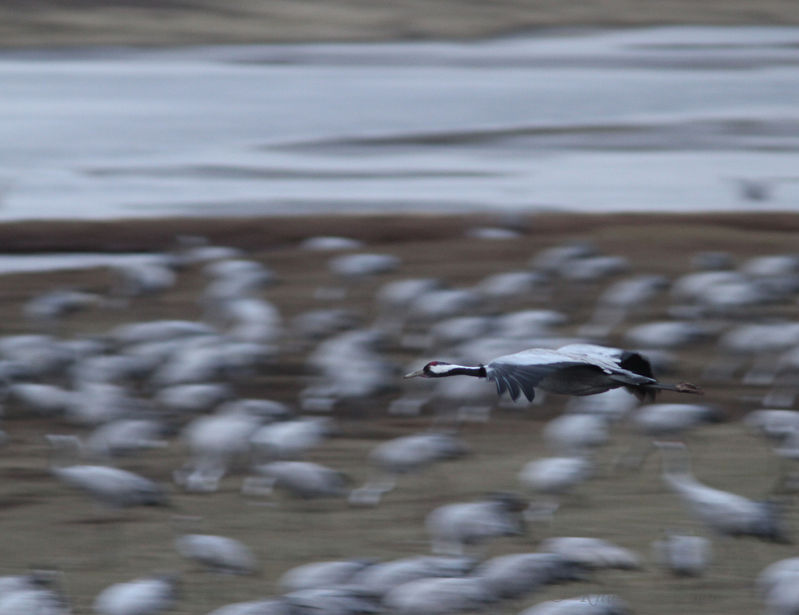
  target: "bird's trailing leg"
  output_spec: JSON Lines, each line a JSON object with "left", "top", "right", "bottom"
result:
{"left": 638, "top": 381, "right": 704, "bottom": 400}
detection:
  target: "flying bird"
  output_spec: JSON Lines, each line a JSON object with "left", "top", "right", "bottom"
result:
{"left": 405, "top": 343, "right": 701, "bottom": 402}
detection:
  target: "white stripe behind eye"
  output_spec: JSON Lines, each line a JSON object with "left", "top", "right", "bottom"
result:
{"left": 429, "top": 363, "right": 454, "bottom": 375}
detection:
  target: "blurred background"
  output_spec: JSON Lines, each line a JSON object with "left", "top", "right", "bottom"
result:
{"left": 2, "top": 3, "right": 799, "bottom": 615}
{"left": 2, "top": 0, "right": 799, "bottom": 219}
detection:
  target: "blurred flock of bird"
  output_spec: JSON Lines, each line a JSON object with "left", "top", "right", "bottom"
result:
{"left": 3, "top": 215, "right": 799, "bottom": 614}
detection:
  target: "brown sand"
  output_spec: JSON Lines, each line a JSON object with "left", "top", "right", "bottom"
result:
{"left": 0, "top": 212, "right": 797, "bottom": 614}
{"left": 2, "top": 0, "right": 799, "bottom": 48}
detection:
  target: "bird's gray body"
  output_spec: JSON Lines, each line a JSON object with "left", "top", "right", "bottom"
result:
{"left": 652, "top": 533, "right": 711, "bottom": 577}
{"left": 520, "top": 594, "right": 630, "bottom": 615}
{"left": 52, "top": 464, "right": 166, "bottom": 508}
{"left": 474, "top": 552, "right": 582, "bottom": 599}
{"left": 206, "top": 599, "right": 289, "bottom": 615}
{"left": 539, "top": 536, "right": 640, "bottom": 570}
{"left": 93, "top": 575, "right": 176, "bottom": 615}
{"left": 484, "top": 344, "right": 656, "bottom": 401}
{"left": 349, "top": 556, "right": 474, "bottom": 598}
{"left": 253, "top": 461, "right": 348, "bottom": 498}
{"left": 426, "top": 495, "right": 524, "bottom": 555}
{"left": 175, "top": 534, "right": 258, "bottom": 575}
{"left": 382, "top": 576, "right": 494, "bottom": 615}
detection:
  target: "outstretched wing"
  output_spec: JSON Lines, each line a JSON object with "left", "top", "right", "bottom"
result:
{"left": 486, "top": 346, "right": 659, "bottom": 402}
{"left": 486, "top": 350, "right": 591, "bottom": 402}
{"left": 558, "top": 343, "right": 656, "bottom": 380}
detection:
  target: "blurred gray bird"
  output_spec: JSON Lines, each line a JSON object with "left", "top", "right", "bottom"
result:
{"left": 349, "top": 556, "right": 475, "bottom": 599}
{"left": 350, "top": 431, "right": 468, "bottom": 506}
{"left": 279, "top": 559, "right": 374, "bottom": 593}
{"left": 539, "top": 537, "right": 640, "bottom": 570}
{"left": 543, "top": 413, "right": 610, "bottom": 456}
{"left": 284, "top": 586, "right": 379, "bottom": 615}
{"left": 47, "top": 435, "right": 167, "bottom": 509}
{"left": 651, "top": 532, "right": 711, "bottom": 577}
{"left": 250, "top": 417, "right": 332, "bottom": 461}
{"left": 633, "top": 403, "right": 722, "bottom": 439}
{"left": 93, "top": 574, "right": 177, "bottom": 615}
{"left": 519, "top": 456, "right": 593, "bottom": 503}
{"left": 0, "top": 570, "right": 69, "bottom": 615}
{"left": 519, "top": 594, "right": 630, "bottom": 615}
{"left": 426, "top": 493, "right": 525, "bottom": 556}
{"left": 206, "top": 599, "right": 289, "bottom": 615}
{"left": 473, "top": 552, "right": 583, "bottom": 599}
{"left": 249, "top": 461, "right": 349, "bottom": 499}
{"left": 175, "top": 534, "right": 258, "bottom": 575}
{"left": 382, "top": 576, "right": 494, "bottom": 615}
{"left": 758, "top": 557, "right": 799, "bottom": 615}
{"left": 655, "top": 441, "right": 789, "bottom": 543}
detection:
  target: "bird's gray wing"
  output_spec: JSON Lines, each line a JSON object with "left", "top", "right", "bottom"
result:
{"left": 558, "top": 344, "right": 658, "bottom": 382}
{"left": 486, "top": 361, "right": 585, "bottom": 402}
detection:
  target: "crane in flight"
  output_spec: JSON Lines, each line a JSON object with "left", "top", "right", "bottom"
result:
{"left": 405, "top": 343, "right": 702, "bottom": 402}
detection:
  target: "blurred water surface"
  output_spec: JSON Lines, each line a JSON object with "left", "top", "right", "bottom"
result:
{"left": 2, "top": 25, "right": 799, "bottom": 220}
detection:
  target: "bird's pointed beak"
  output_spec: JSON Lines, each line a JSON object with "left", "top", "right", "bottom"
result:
{"left": 404, "top": 368, "right": 425, "bottom": 379}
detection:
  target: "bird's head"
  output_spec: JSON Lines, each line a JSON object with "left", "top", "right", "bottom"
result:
{"left": 404, "top": 361, "right": 453, "bottom": 379}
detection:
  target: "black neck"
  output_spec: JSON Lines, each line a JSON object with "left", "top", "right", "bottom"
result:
{"left": 434, "top": 364, "right": 486, "bottom": 378}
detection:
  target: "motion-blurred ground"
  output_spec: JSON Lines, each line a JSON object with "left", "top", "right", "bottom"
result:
{"left": 1, "top": 213, "right": 798, "bottom": 614}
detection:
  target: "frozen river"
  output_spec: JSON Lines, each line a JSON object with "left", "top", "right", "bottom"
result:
{"left": 2, "top": 26, "right": 799, "bottom": 220}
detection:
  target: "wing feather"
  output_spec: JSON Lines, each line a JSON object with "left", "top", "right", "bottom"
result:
{"left": 505, "top": 374, "right": 521, "bottom": 402}
{"left": 486, "top": 361, "right": 571, "bottom": 402}
{"left": 493, "top": 374, "right": 508, "bottom": 398}
{"left": 502, "top": 364, "right": 543, "bottom": 402}
{"left": 498, "top": 372, "right": 517, "bottom": 400}
{"left": 483, "top": 345, "right": 662, "bottom": 402}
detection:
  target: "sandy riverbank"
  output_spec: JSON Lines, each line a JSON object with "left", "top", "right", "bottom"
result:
{"left": 2, "top": 0, "right": 799, "bottom": 48}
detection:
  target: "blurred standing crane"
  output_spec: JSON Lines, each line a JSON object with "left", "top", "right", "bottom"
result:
{"left": 519, "top": 594, "right": 630, "bottom": 615}
{"left": 425, "top": 493, "right": 525, "bottom": 556}
{"left": 382, "top": 576, "right": 493, "bottom": 615}
{"left": 617, "top": 403, "right": 721, "bottom": 470}
{"left": 758, "top": 557, "right": 799, "bottom": 615}
{"left": 47, "top": 435, "right": 167, "bottom": 510}
{"left": 246, "top": 461, "right": 349, "bottom": 500}
{"left": 348, "top": 556, "right": 474, "bottom": 599}
{"left": 651, "top": 532, "right": 711, "bottom": 577}
{"left": 175, "top": 534, "right": 258, "bottom": 575}
{"left": 539, "top": 537, "right": 640, "bottom": 570}
{"left": 278, "top": 559, "right": 373, "bottom": 593}
{"left": 579, "top": 274, "right": 668, "bottom": 338}
{"left": 474, "top": 552, "right": 582, "bottom": 600}
{"left": 93, "top": 575, "right": 177, "bottom": 615}
{"left": 655, "top": 441, "right": 788, "bottom": 543}
{"left": 363, "top": 431, "right": 467, "bottom": 488}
